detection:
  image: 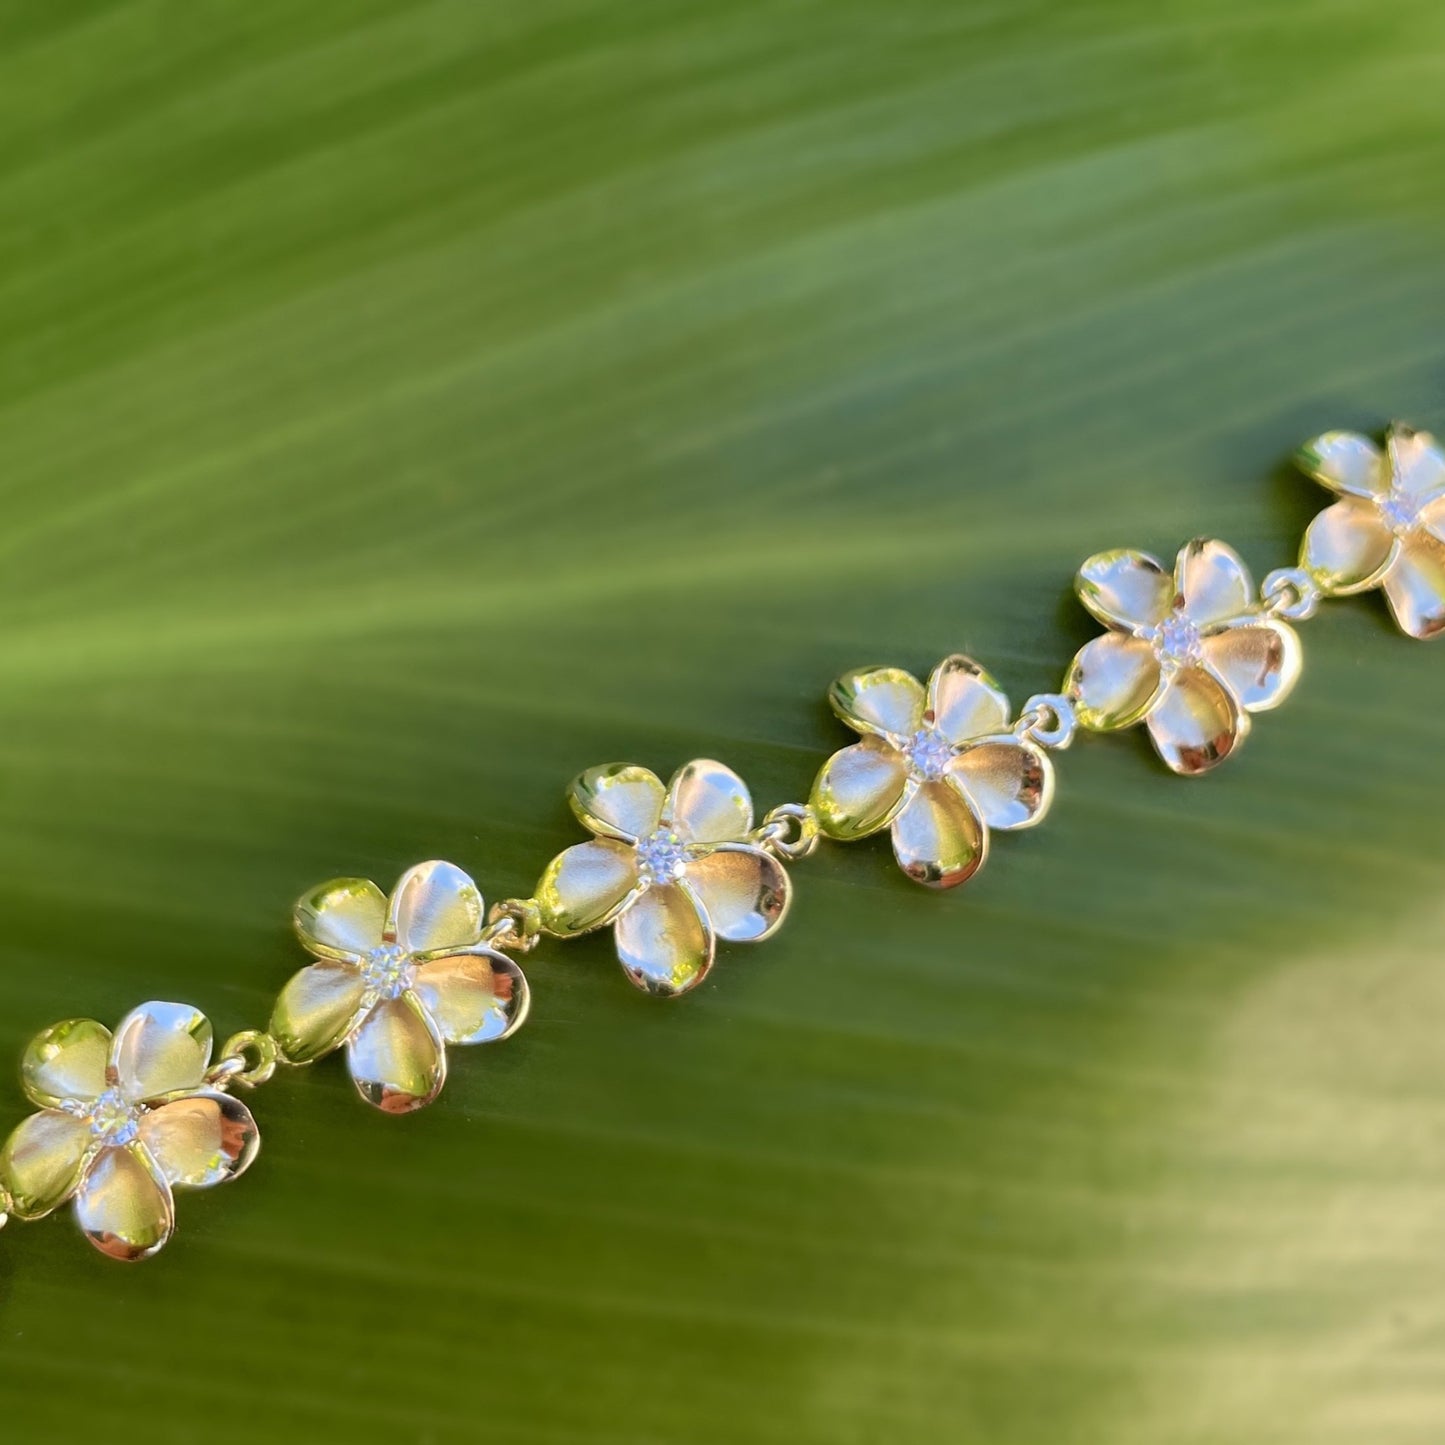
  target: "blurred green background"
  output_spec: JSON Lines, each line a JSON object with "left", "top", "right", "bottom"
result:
{"left": 1, "top": 2, "right": 1443, "bottom": 1441}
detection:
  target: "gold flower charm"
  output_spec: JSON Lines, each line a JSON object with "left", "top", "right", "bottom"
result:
{"left": 1065, "top": 539, "right": 1302, "bottom": 776}
{"left": 535, "top": 760, "right": 791, "bottom": 998}
{"left": 0, "top": 1002, "right": 259, "bottom": 1261}
{"left": 809, "top": 655, "right": 1054, "bottom": 888}
{"left": 1296, "top": 424, "right": 1445, "bottom": 639}
{"left": 272, "top": 860, "right": 530, "bottom": 1113}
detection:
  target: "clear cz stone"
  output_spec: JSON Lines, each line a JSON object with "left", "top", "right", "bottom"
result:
{"left": 1379, "top": 488, "right": 1421, "bottom": 534}
{"left": 1150, "top": 612, "right": 1203, "bottom": 669}
{"left": 82, "top": 1087, "right": 141, "bottom": 1147}
{"left": 904, "top": 727, "right": 954, "bottom": 782}
{"left": 635, "top": 829, "right": 688, "bottom": 886}
{"left": 361, "top": 942, "right": 416, "bottom": 999}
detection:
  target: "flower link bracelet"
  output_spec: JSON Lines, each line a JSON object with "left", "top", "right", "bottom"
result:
{"left": 1, "top": 424, "right": 1439, "bottom": 1262}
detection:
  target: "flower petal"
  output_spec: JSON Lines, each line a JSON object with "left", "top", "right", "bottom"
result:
{"left": 665, "top": 759, "right": 753, "bottom": 844}
{"left": 1382, "top": 530, "right": 1445, "bottom": 640}
{"left": 346, "top": 993, "right": 447, "bottom": 1113}
{"left": 612, "top": 882, "right": 714, "bottom": 998}
{"left": 74, "top": 1143, "right": 175, "bottom": 1262}
{"left": 810, "top": 736, "right": 910, "bottom": 840}
{"left": 1176, "top": 538, "right": 1254, "bottom": 628}
{"left": 1295, "top": 431, "right": 1387, "bottom": 498}
{"left": 1388, "top": 426, "right": 1445, "bottom": 503}
{"left": 412, "top": 949, "right": 530, "bottom": 1045}
{"left": 927, "top": 654, "right": 1011, "bottom": 744}
{"left": 684, "top": 844, "right": 790, "bottom": 943}
{"left": 1301, "top": 495, "right": 1397, "bottom": 595}
{"left": 0, "top": 1110, "right": 92, "bottom": 1220}
{"left": 828, "top": 666, "right": 925, "bottom": 741}
{"left": 536, "top": 837, "right": 640, "bottom": 935}
{"left": 1145, "top": 665, "right": 1246, "bottom": 776}
{"left": 270, "top": 960, "right": 368, "bottom": 1064}
{"left": 568, "top": 764, "right": 665, "bottom": 842}
{"left": 1424, "top": 493, "right": 1445, "bottom": 545}
{"left": 1064, "top": 633, "right": 1162, "bottom": 731}
{"left": 890, "top": 779, "right": 987, "bottom": 889}
{"left": 949, "top": 738, "right": 1053, "bottom": 831}
{"left": 21, "top": 1017, "right": 111, "bottom": 1109}
{"left": 1075, "top": 550, "right": 1173, "bottom": 631}
{"left": 1201, "top": 620, "right": 1302, "bottom": 713}
{"left": 388, "top": 860, "right": 485, "bottom": 955}
{"left": 110, "top": 1002, "right": 213, "bottom": 1104}
{"left": 138, "top": 1091, "right": 259, "bottom": 1190}
{"left": 293, "top": 877, "right": 387, "bottom": 963}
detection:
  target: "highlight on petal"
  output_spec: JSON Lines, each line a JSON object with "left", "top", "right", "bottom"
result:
{"left": 890, "top": 779, "right": 987, "bottom": 889}
{"left": 293, "top": 877, "right": 387, "bottom": 963}
{"left": 1301, "top": 495, "right": 1397, "bottom": 595}
{"left": 612, "top": 882, "right": 714, "bottom": 998}
{"left": 536, "top": 837, "right": 639, "bottom": 935}
{"left": 828, "top": 666, "right": 925, "bottom": 741}
{"left": 1388, "top": 426, "right": 1445, "bottom": 503}
{"left": 1146, "top": 665, "right": 1246, "bottom": 776}
{"left": 412, "top": 949, "right": 530, "bottom": 1045}
{"left": 665, "top": 759, "right": 753, "bottom": 844}
{"left": 74, "top": 1143, "right": 175, "bottom": 1262}
{"left": 1201, "top": 620, "right": 1302, "bottom": 713}
{"left": 949, "top": 738, "right": 1053, "bottom": 831}
{"left": 346, "top": 993, "right": 447, "bottom": 1113}
{"left": 1176, "top": 538, "right": 1254, "bottom": 628}
{"left": 568, "top": 763, "right": 665, "bottom": 842}
{"left": 270, "top": 960, "right": 368, "bottom": 1064}
{"left": 138, "top": 1091, "right": 259, "bottom": 1190}
{"left": 1064, "top": 633, "right": 1162, "bottom": 731}
{"left": 1295, "top": 430, "right": 1386, "bottom": 498}
{"left": 810, "top": 735, "right": 910, "bottom": 840}
{"left": 21, "top": 1017, "right": 111, "bottom": 1109}
{"left": 110, "top": 1002, "right": 213, "bottom": 1104}
{"left": 1382, "top": 531, "right": 1445, "bottom": 640}
{"left": 1075, "top": 549, "right": 1173, "bottom": 632}
{"left": 0, "top": 1110, "right": 93, "bottom": 1219}
{"left": 389, "top": 860, "right": 485, "bottom": 955}
{"left": 684, "top": 844, "right": 790, "bottom": 943}
{"left": 927, "top": 654, "right": 1011, "bottom": 745}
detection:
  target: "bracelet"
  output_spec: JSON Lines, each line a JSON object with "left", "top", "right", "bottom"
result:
{"left": 0, "top": 423, "right": 1438, "bottom": 1263}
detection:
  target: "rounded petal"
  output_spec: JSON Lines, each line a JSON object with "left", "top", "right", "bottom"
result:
{"left": 74, "top": 1143, "right": 174, "bottom": 1262}
{"left": 828, "top": 666, "right": 925, "bottom": 741}
{"left": 1388, "top": 426, "right": 1445, "bottom": 503}
{"left": 346, "top": 994, "right": 447, "bottom": 1114}
{"left": 293, "top": 877, "right": 387, "bottom": 963}
{"left": 1295, "top": 431, "right": 1386, "bottom": 498}
{"left": 1382, "top": 531, "right": 1445, "bottom": 640}
{"left": 810, "top": 736, "right": 910, "bottom": 840}
{"left": 612, "top": 882, "right": 714, "bottom": 998}
{"left": 949, "top": 738, "right": 1053, "bottom": 831}
{"left": 568, "top": 764, "right": 665, "bottom": 843}
{"left": 21, "top": 1017, "right": 111, "bottom": 1109}
{"left": 270, "top": 959, "right": 368, "bottom": 1064}
{"left": 536, "top": 837, "right": 640, "bottom": 935}
{"left": 927, "top": 654, "right": 1011, "bottom": 745}
{"left": 110, "top": 1002, "right": 213, "bottom": 1104}
{"left": 1176, "top": 538, "right": 1254, "bottom": 627}
{"left": 1423, "top": 493, "right": 1445, "bottom": 544}
{"left": 1064, "top": 633, "right": 1162, "bottom": 731}
{"left": 1145, "top": 666, "right": 1246, "bottom": 776}
{"left": 138, "top": 1091, "right": 258, "bottom": 1190}
{"left": 1201, "top": 620, "right": 1302, "bottom": 713}
{"left": 1301, "top": 495, "right": 1397, "bottom": 595}
{"left": 1075, "top": 549, "right": 1173, "bottom": 631}
{"left": 665, "top": 759, "right": 753, "bottom": 844}
{"left": 388, "top": 860, "right": 485, "bottom": 955}
{"left": 890, "top": 779, "right": 987, "bottom": 889}
{"left": 684, "top": 844, "right": 790, "bottom": 943}
{"left": 412, "top": 949, "right": 530, "bottom": 1045}
{"left": 0, "top": 1110, "right": 92, "bottom": 1220}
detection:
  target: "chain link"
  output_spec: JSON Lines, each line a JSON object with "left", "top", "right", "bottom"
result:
{"left": 205, "top": 1030, "right": 279, "bottom": 1090}
{"left": 1260, "top": 566, "right": 1322, "bottom": 621}
{"left": 483, "top": 897, "right": 543, "bottom": 953}
{"left": 750, "top": 803, "right": 820, "bottom": 862}
{"left": 1013, "top": 692, "right": 1077, "bottom": 750}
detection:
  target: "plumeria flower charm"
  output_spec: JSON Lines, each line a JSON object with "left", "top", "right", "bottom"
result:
{"left": 1296, "top": 424, "right": 1445, "bottom": 639}
{"left": 272, "top": 860, "right": 530, "bottom": 1113}
{"left": 0, "top": 1002, "right": 259, "bottom": 1261}
{"left": 1065, "top": 538, "right": 1301, "bottom": 776}
{"left": 535, "top": 760, "right": 792, "bottom": 997}
{"left": 810, "top": 655, "right": 1054, "bottom": 888}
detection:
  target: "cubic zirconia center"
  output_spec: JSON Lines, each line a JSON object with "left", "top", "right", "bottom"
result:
{"left": 636, "top": 829, "right": 688, "bottom": 886}
{"left": 362, "top": 942, "right": 416, "bottom": 999}
{"left": 1150, "top": 612, "right": 1203, "bottom": 669}
{"left": 904, "top": 727, "right": 954, "bottom": 782}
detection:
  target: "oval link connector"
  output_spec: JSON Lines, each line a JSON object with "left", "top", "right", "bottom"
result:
{"left": 1014, "top": 693, "right": 1077, "bottom": 750}
{"left": 483, "top": 897, "right": 543, "bottom": 954}
{"left": 751, "top": 803, "right": 820, "bottom": 862}
{"left": 205, "top": 1030, "right": 279, "bottom": 1090}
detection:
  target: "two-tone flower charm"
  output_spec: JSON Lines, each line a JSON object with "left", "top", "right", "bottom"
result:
{"left": 0, "top": 1002, "right": 259, "bottom": 1261}
{"left": 809, "top": 655, "right": 1054, "bottom": 888}
{"left": 1065, "top": 538, "right": 1301, "bottom": 775}
{"left": 1296, "top": 424, "right": 1445, "bottom": 639}
{"left": 272, "top": 860, "right": 530, "bottom": 1113}
{"left": 535, "top": 760, "right": 791, "bottom": 997}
